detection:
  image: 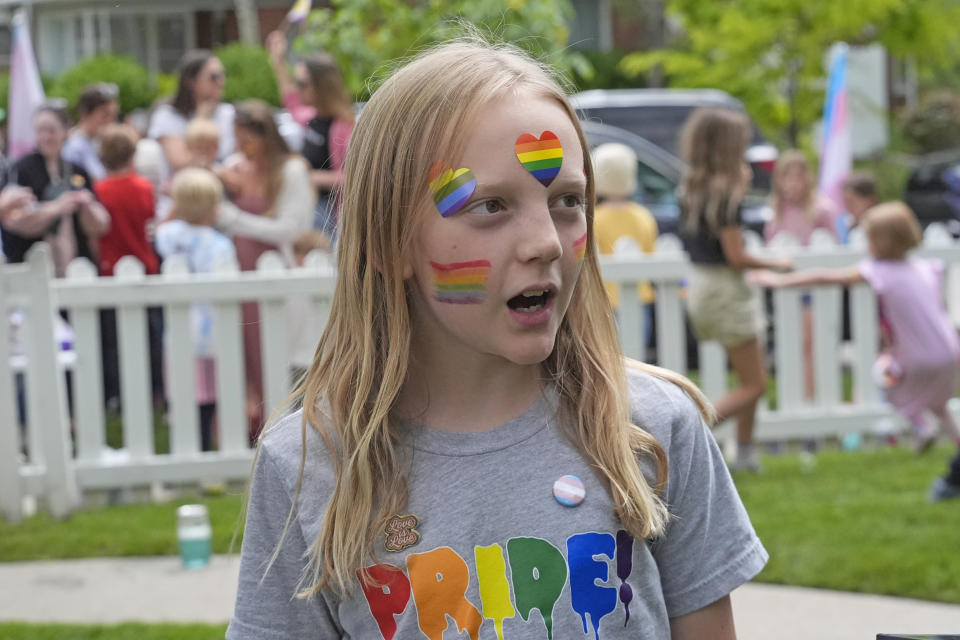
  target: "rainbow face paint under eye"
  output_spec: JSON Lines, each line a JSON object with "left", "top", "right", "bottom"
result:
{"left": 515, "top": 131, "right": 563, "bottom": 187}
{"left": 573, "top": 232, "right": 587, "bottom": 261}
{"left": 430, "top": 260, "right": 491, "bottom": 304}
{"left": 429, "top": 165, "right": 477, "bottom": 218}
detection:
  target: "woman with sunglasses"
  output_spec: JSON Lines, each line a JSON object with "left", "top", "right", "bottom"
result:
{"left": 266, "top": 31, "right": 354, "bottom": 240}
{"left": 148, "top": 50, "right": 235, "bottom": 179}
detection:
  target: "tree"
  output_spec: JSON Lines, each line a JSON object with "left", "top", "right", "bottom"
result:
{"left": 620, "top": 0, "right": 960, "bottom": 147}
{"left": 295, "top": 0, "right": 588, "bottom": 100}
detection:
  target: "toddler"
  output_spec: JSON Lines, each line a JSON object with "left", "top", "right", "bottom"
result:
{"left": 155, "top": 168, "right": 236, "bottom": 451}
{"left": 751, "top": 203, "right": 960, "bottom": 499}
{"left": 591, "top": 142, "right": 657, "bottom": 343}
{"left": 185, "top": 118, "right": 221, "bottom": 170}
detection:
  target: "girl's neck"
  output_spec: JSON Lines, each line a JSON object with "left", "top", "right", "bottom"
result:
{"left": 397, "top": 350, "right": 544, "bottom": 434}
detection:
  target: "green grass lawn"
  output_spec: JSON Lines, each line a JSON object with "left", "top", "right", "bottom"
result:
{"left": 736, "top": 444, "right": 960, "bottom": 603}
{"left": 2, "top": 444, "right": 959, "bottom": 607}
{"left": 0, "top": 494, "right": 244, "bottom": 562}
{"left": 0, "top": 623, "right": 227, "bottom": 639}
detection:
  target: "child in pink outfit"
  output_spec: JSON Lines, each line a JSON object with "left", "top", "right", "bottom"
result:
{"left": 764, "top": 150, "right": 838, "bottom": 245}
{"left": 752, "top": 202, "right": 960, "bottom": 498}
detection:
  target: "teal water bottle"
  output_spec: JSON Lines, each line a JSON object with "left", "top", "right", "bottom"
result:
{"left": 177, "top": 504, "right": 212, "bottom": 569}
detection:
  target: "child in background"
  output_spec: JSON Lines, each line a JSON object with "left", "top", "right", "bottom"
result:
{"left": 751, "top": 203, "right": 960, "bottom": 499}
{"left": 591, "top": 142, "right": 658, "bottom": 343}
{"left": 765, "top": 149, "right": 839, "bottom": 402}
{"left": 184, "top": 118, "right": 221, "bottom": 170}
{"left": 678, "top": 108, "right": 791, "bottom": 473}
{"left": 228, "top": 40, "right": 769, "bottom": 640}
{"left": 94, "top": 124, "right": 160, "bottom": 410}
{"left": 94, "top": 124, "right": 159, "bottom": 276}
{"left": 839, "top": 172, "right": 879, "bottom": 243}
{"left": 155, "top": 168, "right": 236, "bottom": 451}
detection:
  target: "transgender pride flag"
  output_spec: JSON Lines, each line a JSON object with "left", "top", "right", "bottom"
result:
{"left": 818, "top": 44, "right": 851, "bottom": 215}
{"left": 8, "top": 10, "right": 45, "bottom": 161}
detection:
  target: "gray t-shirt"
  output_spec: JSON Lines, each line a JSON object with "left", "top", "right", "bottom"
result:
{"left": 227, "top": 367, "right": 768, "bottom": 639}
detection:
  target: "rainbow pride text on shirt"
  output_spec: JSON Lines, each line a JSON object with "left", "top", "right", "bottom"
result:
{"left": 358, "top": 531, "right": 635, "bottom": 640}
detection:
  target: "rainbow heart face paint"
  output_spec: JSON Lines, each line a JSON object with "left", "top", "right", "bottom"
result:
{"left": 515, "top": 131, "right": 563, "bottom": 187}
{"left": 429, "top": 165, "right": 477, "bottom": 217}
{"left": 431, "top": 260, "right": 491, "bottom": 304}
{"left": 573, "top": 232, "right": 587, "bottom": 262}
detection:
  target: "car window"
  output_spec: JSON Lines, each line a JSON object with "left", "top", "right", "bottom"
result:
{"left": 582, "top": 105, "right": 767, "bottom": 157}
{"left": 636, "top": 160, "right": 679, "bottom": 222}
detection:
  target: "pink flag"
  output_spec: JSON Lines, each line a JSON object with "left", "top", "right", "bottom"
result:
{"left": 818, "top": 44, "right": 851, "bottom": 215}
{"left": 8, "top": 10, "right": 46, "bottom": 161}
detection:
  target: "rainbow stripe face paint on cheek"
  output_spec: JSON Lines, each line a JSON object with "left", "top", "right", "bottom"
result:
{"left": 515, "top": 131, "right": 563, "bottom": 187}
{"left": 573, "top": 232, "right": 587, "bottom": 261}
{"left": 430, "top": 260, "right": 491, "bottom": 304}
{"left": 429, "top": 165, "right": 477, "bottom": 218}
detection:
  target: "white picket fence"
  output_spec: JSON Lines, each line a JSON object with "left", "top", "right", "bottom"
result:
{"left": 3, "top": 225, "right": 960, "bottom": 522}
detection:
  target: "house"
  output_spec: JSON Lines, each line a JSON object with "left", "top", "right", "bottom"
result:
{"left": 0, "top": 0, "right": 294, "bottom": 74}
{"left": 0, "top": 0, "right": 629, "bottom": 75}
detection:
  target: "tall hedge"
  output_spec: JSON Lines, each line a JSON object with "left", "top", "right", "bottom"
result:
{"left": 214, "top": 43, "right": 280, "bottom": 107}
{"left": 47, "top": 55, "right": 158, "bottom": 117}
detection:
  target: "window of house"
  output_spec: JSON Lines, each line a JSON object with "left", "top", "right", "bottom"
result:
{"left": 38, "top": 8, "right": 195, "bottom": 75}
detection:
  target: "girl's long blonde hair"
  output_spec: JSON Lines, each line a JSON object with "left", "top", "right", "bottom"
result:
{"left": 679, "top": 107, "right": 751, "bottom": 233}
{"left": 770, "top": 149, "right": 817, "bottom": 221}
{"left": 279, "top": 38, "right": 713, "bottom": 596}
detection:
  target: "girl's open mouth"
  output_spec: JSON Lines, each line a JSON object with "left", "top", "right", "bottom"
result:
{"left": 507, "top": 289, "right": 553, "bottom": 313}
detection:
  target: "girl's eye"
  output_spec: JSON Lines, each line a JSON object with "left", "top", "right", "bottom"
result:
{"left": 553, "top": 194, "right": 585, "bottom": 210}
{"left": 466, "top": 199, "right": 505, "bottom": 216}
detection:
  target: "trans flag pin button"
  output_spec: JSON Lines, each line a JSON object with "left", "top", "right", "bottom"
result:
{"left": 553, "top": 474, "right": 585, "bottom": 507}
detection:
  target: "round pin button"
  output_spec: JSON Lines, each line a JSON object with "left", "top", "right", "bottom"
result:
{"left": 553, "top": 474, "right": 585, "bottom": 507}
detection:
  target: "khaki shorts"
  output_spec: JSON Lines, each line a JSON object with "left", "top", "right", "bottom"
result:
{"left": 686, "top": 264, "right": 766, "bottom": 349}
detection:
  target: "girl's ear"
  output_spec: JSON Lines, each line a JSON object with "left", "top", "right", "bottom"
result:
{"left": 401, "top": 256, "right": 414, "bottom": 280}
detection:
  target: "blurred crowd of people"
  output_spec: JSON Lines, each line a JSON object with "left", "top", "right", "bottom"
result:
{"left": 1, "top": 34, "right": 354, "bottom": 448}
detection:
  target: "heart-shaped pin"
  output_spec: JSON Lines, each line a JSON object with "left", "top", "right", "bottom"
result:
{"left": 515, "top": 131, "right": 563, "bottom": 187}
{"left": 429, "top": 164, "right": 477, "bottom": 217}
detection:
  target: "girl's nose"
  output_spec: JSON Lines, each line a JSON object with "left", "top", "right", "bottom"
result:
{"left": 517, "top": 205, "right": 563, "bottom": 264}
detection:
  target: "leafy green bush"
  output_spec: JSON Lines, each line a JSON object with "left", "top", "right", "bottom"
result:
{"left": 47, "top": 55, "right": 157, "bottom": 117}
{"left": 902, "top": 91, "right": 960, "bottom": 154}
{"left": 571, "top": 49, "right": 647, "bottom": 91}
{"left": 214, "top": 43, "right": 280, "bottom": 107}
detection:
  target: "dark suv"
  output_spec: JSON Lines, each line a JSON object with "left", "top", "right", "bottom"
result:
{"left": 570, "top": 88, "right": 778, "bottom": 191}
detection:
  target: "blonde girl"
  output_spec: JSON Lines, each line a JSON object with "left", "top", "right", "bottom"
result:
{"left": 751, "top": 203, "right": 960, "bottom": 498}
{"left": 765, "top": 149, "right": 839, "bottom": 401}
{"left": 155, "top": 168, "right": 236, "bottom": 451}
{"left": 229, "top": 40, "right": 767, "bottom": 640}
{"left": 678, "top": 108, "right": 791, "bottom": 472}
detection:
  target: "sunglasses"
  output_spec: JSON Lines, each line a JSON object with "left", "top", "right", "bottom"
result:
{"left": 294, "top": 78, "right": 310, "bottom": 90}
{"left": 206, "top": 71, "right": 226, "bottom": 82}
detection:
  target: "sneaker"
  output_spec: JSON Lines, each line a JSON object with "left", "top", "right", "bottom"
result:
{"left": 729, "top": 455, "right": 762, "bottom": 474}
{"left": 930, "top": 477, "right": 960, "bottom": 502}
{"left": 914, "top": 422, "right": 938, "bottom": 454}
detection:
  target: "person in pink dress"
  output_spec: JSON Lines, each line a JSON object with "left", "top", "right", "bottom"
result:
{"left": 216, "top": 100, "right": 315, "bottom": 443}
{"left": 752, "top": 203, "right": 960, "bottom": 497}
{"left": 764, "top": 150, "right": 840, "bottom": 402}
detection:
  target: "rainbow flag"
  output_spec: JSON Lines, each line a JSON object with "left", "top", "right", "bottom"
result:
{"left": 8, "top": 10, "right": 45, "bottom": 161}
{"left": 429, "top": 166, "right": 477, "bottom": 218}
{"left": 286, "top": 0, "right": 312, "bottom": 24}
{"left": 430, "top": 260, "right": 491, "bottom": 304}
{"left": 818, "top": 44, "right": 851, "bottom": 219}
{"left": 573, "top": 232, "right": 587, "bottom": 261}
{"left": 515, "top": 131, "right": 563, "bottom": 187}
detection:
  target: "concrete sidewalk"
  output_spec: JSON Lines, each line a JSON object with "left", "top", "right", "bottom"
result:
{"left": 1, "top": 556, "right": 959, "bottom": 638}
